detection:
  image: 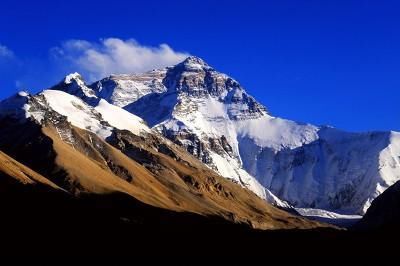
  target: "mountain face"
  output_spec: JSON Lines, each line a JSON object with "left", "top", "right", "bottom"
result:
{"left": 0, "top": 89, "right": 323, "bottom": 230}
{"left": 47, "top": 56, "right": 400, "bottom": 216}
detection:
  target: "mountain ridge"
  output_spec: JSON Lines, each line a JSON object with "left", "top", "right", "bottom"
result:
{"left": 0, "top": 88, "right": 323, "bottom": 230}
{"left": 3, "top": 55, "right": 400, "bottom": 216}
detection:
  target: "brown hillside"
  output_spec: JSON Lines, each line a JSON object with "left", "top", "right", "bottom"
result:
{"left": 0, "top": 150, "right": 61, "bottom": 190}
{"left": 0, "top": 118, "right": 329, "bottom": 230}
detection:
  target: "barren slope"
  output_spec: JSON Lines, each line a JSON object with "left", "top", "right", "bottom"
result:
{"left": 0, "top": 118, "right": 326, "bottom": 230}
{"left": 0, "top": 150, "right": 61, "bottom": 189}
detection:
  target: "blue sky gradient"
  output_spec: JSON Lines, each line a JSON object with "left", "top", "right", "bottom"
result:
{"left": 0, "top": 0, "right": 399, "bottom": 132}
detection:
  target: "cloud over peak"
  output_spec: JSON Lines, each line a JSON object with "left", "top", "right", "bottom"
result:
{"left": 52, "top": 38, "right": 190, "bottom": 81}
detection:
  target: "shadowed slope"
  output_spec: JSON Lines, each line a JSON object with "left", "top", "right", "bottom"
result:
{"left": 0, "top": 116, "right": 326, "bottom": 230}
{"left": 355, "top": 180, "right": 400, "bottom": 230}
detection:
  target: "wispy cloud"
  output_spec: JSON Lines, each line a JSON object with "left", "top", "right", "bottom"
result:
{"left": 51, "top": 38, "right": 190, "bottom": 81}
{"left": 0, "top": 44, "right": 14, "bottom": 58}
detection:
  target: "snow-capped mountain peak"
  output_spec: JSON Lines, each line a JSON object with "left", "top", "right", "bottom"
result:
{"left": 163, "top": 56, "right": 243, "bottom": 98}
{"left": 0, "top": 89, "right": 151, "bottom": 140}
{"left": 45, "top": 56, "right": 400, "bottom": 216}
{"left": 51, "top": 72, "right": 98, "bottom": 104}
{"left": 178, "top": 56, "right": 211, "bottom": 70}
{"left": 64, "top": 72, "right": 84, "bottom": 86}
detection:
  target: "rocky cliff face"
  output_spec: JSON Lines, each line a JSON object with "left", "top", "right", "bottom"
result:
{"left": 47, "top": 56, "right": 400, "bottom": 215}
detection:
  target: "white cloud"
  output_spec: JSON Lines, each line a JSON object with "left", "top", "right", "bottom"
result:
{"left": 0, "top": 44, "right": 14, "bottom": 58}
{"left": 52, "top": 38, "right": 190, "bottom": 81}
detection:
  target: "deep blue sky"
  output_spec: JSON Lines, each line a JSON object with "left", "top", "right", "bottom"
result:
{"left": 0, "top": 0, "right": 399, "bottom": 132}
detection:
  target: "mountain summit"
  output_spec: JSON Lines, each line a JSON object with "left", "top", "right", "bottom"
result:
{"left": 180, "top": 55, "right": 210, "bottom": 68}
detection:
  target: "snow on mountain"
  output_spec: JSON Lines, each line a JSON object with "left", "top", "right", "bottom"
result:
{"left": 95, "top": 99, "right": 150, "bottom": 135}
{"left": 45, "top": 56, "right": 400, "bottom": 215}
{"left": 90, "top": 70, "right": 168, "bottom": 107}
{"left": 295, "top": 207, "right": 361, "bottom": 227}
{"left": 0, "top": 89, "right": 151, "bottom": 141}
{"left": 0, "top": 91, "right": 32, "bottom": 120}
{"left": 40, "top": 90, "right": 113, "bottom": 138}
{"left": 50, "top": 73, "right": 98, "bottom": 104}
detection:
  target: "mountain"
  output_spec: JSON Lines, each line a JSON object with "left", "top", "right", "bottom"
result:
{"left": 1, "top": 148, "right": 380, "bottom": 264}
{"left": 355, "top": 180, "right": 400, "bottom": 230}
{"left": 52, "top": 56, "right": 400, "bottom": 216}
{"left": 0, "top": 150, "right": 62, "bottom": 190}
{"left": 0, "top": 89, "right": 323, "bottom": 231}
